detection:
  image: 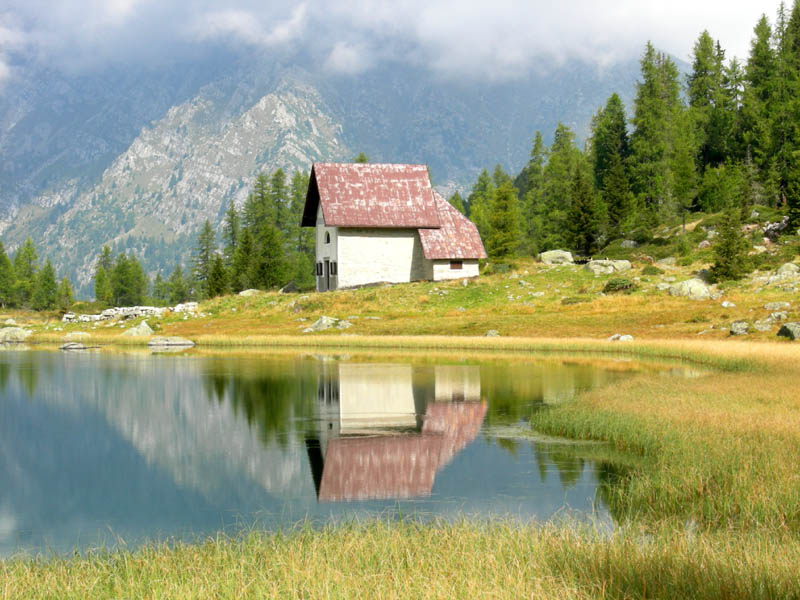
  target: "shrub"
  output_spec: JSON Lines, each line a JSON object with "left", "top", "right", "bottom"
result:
{"left": 602, "top": 278, "right": 636, "bottom": 294}
{"left": 642, "top": 265, "right": 664, "bottom": 276}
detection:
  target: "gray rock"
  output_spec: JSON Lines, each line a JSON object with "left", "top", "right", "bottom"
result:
{"left": 777, "top": 263, "right": 800, "bottom": 275}
{"left": 777, "top": 322, "right": 800, "bottom": 341}
{"left": 279, "top": 282, "right": 298, "bottom": 294}
{"left": 538, "top": 250, "right": 574, "bottom": 265}
{"left": 656, "top": 283, "right": 671, "bottom": 291}
{"left": 461, "top": 279, "right": 469, "bottom": 287}
{"left": 750, "top": 209, "right": 760, "bottom": 219}
{"left": 59, "top": 342, "right": 88, "bottom": 351}
{"left": 698, "top": 240, "right": 712, "bottom": 249}
{"left": 172, "top": 302, "right": 199, "bottom": 312}
{"left": 529, "top": 291, "right": 545, "bottom": 297}
{"left": 484, "top": 330, "right": 500, "bottom": 337}
{"left": 721, "top": 301, "right": 736, "bottom": 308}
{"left": 769, "top": 311, "right": 789, "bottom": 322}
{"left": 336, "top": 320, "right": 353, "bottom": 330}
{"left": 306, "top": 316, "right": 339, "bottom": 332}
{"left": 753, "top": 320, "right": 774, "bottom": 332}
{"left": 729, "top": 321, "right": 750, "bottom": 336}
{"left": 61, "top": 313, "right": 76, "bottom": 322}
{"left": 0, "top": 327, "right": 32, "bottom": 343}
{"left": 656, "top": 257, "right": 677, "bottom": 266}
{"left": 584, "top": 259, "right": 632, "bottom": 275}
{"left": 147, "top": 336, "right": 195, "bottom": 347}
{"left": 765, "top": 302, "right": 791, "bottom": 311}
{"left": 238, "top": 288, "right": 262, "bottom": 297}
{"left": 669, "top": 278, "right": 711, "bottom": 300}
{"left": 620, "top": 240, "right": 638, "bottom": 248}
{"left": 752, "top": 245, "right": 768, "bottom": 254}
{"left": 607, "top": 334, "right": 634, "bottom": 342}
{"left": 121, "top": 320, "right": 154, "bottom": 337}
{"left": 456, "top": 306, "right": 466, "bottom": 312}
{"left": 4, "top": 318, "right": 16, "bottom": 326}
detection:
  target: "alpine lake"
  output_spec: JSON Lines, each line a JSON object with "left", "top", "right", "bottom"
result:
{"left": 0, "top": 346, "right": 701, "bottom": 556}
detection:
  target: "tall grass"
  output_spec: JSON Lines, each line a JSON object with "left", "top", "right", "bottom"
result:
{"left": 3, "top": 522, "right": 799, "bottom": 599}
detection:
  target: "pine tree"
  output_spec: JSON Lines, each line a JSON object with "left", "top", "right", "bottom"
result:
{"left": 13, "top": 238, "right": 38, "bottom": 307}
{"left": 711, "top": 208, "right": 751, "bottom": 281}
{"left": 168, "top": 265, "right": 189, "bottom": 304}
{"left": 514, "top": 131, "right": 547, "bottom": 197}
{"left": 786, "top": 149, "right": 800, "bottom": 230}
{"left": 353, "top": 152, "right": 369, "bottom": 163}
{"left": 447, "top": 192, "right": 465, "bottom": 214}
{"left": 540, "top": 123, "right": 582, "bottom": 249}
{"left": 603, "top": 152, "right": 635, "bottom": 238}
{"left": 269, "top": 169, "right": 289, "bottom": 235}
{"left": 591, "top": 93, "right": 630, "bottom": 189}
{"left": 486, "top": 181, "right": 521, "bottom": 259}
{"left": 250, "top": 223, "right": 290, "bottom": 290}
{"left": 152, "top": 272, "right": 170, "bottom": 305}
{"left": 55, "top": 277, "right": 74, "bottom": 312}
{"left": 0, "top": 240, "right": 15, "bottom": 308}
{"left": 206, "top": 253, "right": 229, "bottom": 298}
{"left": 672, "top": 119, "right": 699, "bottom": 230}
{"left": 193, "top": 219, "right": 216, "bottom": 299}
{"left": 567, "top": 166, "right": 602, "bottom": 256}
{"left": 231, "top": 227, "right": 255, "bottom": 293}
{"left": 32, "top": 259, "right": 57, "bottom": 311}
{"left": 243, "top": 174, "right": 270, "bottom": 231}
{"left": 222, "top": 203, "right": 240, "bottom": 267}
{"left": 466, "top": 169, "right": 494, "bottom": 238}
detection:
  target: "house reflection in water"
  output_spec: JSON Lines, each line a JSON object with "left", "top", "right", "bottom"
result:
{"left": 306, "top": 364, "right": 487, "bottom": 502}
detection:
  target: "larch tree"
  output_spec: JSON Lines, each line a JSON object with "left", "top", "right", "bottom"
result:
{"left": 32, "top": 259, "right": 57, "bottom": 311}
{"left": 193, "top": 220, "right": 216, "bottom": 299}
{"left": 567, "top": 166, "right": 602, "bottom": 257}
{"left": 0, "top": 240, "right": 15, "bottom": 308}
{"left": 486, "top": 181, "right": 521, "bottom": 259}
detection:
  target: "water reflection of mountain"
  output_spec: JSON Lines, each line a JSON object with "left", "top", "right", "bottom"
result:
{"left": 306, "top": 364, "right": 487, "bottom": 502}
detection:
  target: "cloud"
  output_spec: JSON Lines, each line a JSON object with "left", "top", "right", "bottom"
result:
{"left": 0, "top": 13, "right": 26, "bottom": 85}
{"left": 0, "top": 0, "right": 788, "bottom": 81}
{"left": 187, "top": 4, "right": 307, "bottom": 47}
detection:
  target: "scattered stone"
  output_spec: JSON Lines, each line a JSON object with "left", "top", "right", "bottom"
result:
{"left": 336, "top": 320, "right": 353, "bottom": 330}
{"left": 764, "top": 216, "right": 790, "bottom": 241}
{"left": 121, "top": 320, "right": 154, "bottom": 337}
{"left": 753, "top": 320, "right": 773, "bottom": 332}
{"left": 305, "top": 316, "right": 340, "bottom": 332}
{"left": 752, "top": 245, "right": 768, "bottom": 254}
{"left": 656, "top": 283, "right": 671, "bottom": 291}
{"left": 777, "top": 323, "right": 800, "bottom": 340}
{"left": 461, "top": 279, "right": 469, "bottom": 287}
{"left": 529, "top": 291, "right": 545, "bottom": 297}
{"left": 777, "top": 263, "right": 800, "bottom": 275}
{"left": 173, "top": 302, "right": 198, "bottom": 313}
{"left": 769, "top": 311, "right": 789, "bottom": 322}
{"left": 698, "top": 240, "right": 712, "bottom": 249}
{"left": 59, "top": 342, "right": 88, "bottom": 351}
{"left": 620, "top": 240, "right": 638, "bottom": 248}
{"left": 729, "top": 321, "right": 750, "bottom": 336}
{"left": 64, "top": 331, "right": 90, "bottom": 341}
{"left": 765, "top": 302, "right": 791, "bottom": 311}
{"left": 147, "top": 336, "right": 195, "bottom": 348}
{"left": 538, "top": 249, "right": 574, "bottom": 265}
{"left": 238, "top": 289, "right": 262, "bottom": 297}
{"left": 669, "top": 278, "right": 712, "bottom": 300}
{"left": 484, "top": 330, "right": 500, "bottom": 337}
{"left": 456, "top": 306, "right": 466, "bottom": 312}
{"left": 607, "top": 334, "right": 634, "bottom": 342}
{"left": 279, "top": 282, "right": 299, "bottom": 294}
{"left": 721, "top": 301, "right": 736, "bottom": 308}
{"left": 656, "top": 257, "right": 677, "bottom": 267}
{"left": 584, "top": 259, "right": 632, "bottom": 275}
{"left": 4, "top": 318, "right": 16, "bottom": 326}
{"left": 0, "top": 327, "right": 32, "bottom": 343}
{"left": 750, "top": 209, "right": 760, "bottom": 219}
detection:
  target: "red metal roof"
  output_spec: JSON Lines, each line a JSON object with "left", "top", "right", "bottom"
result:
{"left": 418, "top": 192, "right": 488, "bottom": 260}
{"left": 302, "top": 163, "right": 440, "bottom": 228}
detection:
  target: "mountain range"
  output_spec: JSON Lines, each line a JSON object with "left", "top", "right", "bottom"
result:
{"left": 0, "top": 48, "right": 643, "bottom": 295}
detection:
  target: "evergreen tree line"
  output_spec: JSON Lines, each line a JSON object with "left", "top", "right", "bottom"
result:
{"left": 0, "top": 237, "right": 74, "bottom": 310}
{"left": 455, "top": 3, "right": 800, "bottom": 260}
{"left": 92, "top": 169, "right": 314, "bottom": 304}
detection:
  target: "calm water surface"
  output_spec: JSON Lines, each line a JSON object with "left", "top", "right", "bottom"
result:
{"left": 0, "top": 349, "right": 681, "bottom": 556}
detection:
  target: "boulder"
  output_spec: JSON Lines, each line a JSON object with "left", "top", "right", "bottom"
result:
{"left": 753, "top": 320, "right": 773, "bottom": 332}
{"left": 607, "top": 334, "right": 634, "bottom": 342}
{"left": 4, "top": 318, "right": 16, "bottom": 326}
{"left": 0, "top": 327, "right": 32, "bottom": 343}
{"left": 729, "top": 321, "right": 750, "bottom": 336}
{"left": 64, "top": 331, "right": 90, "bottom": 341}
{"left": 620, "top": 240, "right": 638, "bottom": 248}
{"left": 698, "top": 240, "right": 712, "bottom": 249}
{"left": 61, "top": 313, "right": 76, "bottom": 323}
{"left": 777, "top": 322, "right": 800, "bottom": 341}
{"left": 279, "top": 282, "right": 299, "bottom": 294}
{"left": 173, "top": 302, "right": 199, "bottom": 312}
{"left": 752, "top": 245, "right": 768, "bottom": 254}
{"left": 656, "top": 257, "right": 677, "bottom": 266}
{"left": 538, "top": 250, "right": 574, "bottom": 265}
{"left": 764, "top": 302, "right": 790, "bottom": 311}
{"left": 336, "top": 320, "right": 353, "bottom": 330}
{"left": 148, "top": 336, "right": 195, "bottom": 348}
{"left": 60, "top": 342, "right": 87, "bottom": 351}
{"left": 584, "top": 259, "right": 632, "bottom": 275}
{"left": 305, "top": 316, "right": 340, "bottom": 332}
{"left": 239, "top": 288, "right": 262, "bottom": 297}
{"left": 777, "top": 263, "right": 799, "bottom": 275}
{"left": 721, "top": 301, "right": 736, "bottom": 308}
{"left": 484, "top": 330, "right": 500, "bottom": 337}
{"left": 669, "top": 278, "right": 711, "bottom": 300}
{"left": 121, "top": 320, "right": 154, "bottom": 337}
{"left": 769, "top": 311, "right": 789, "bottom": 322}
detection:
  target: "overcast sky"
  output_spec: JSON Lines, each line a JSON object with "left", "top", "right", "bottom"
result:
{"left": 0, "top": 1, "right": 788, "bottom": 84}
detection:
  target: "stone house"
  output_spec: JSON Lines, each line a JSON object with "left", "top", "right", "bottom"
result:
{"left": 301, "top": 162, "right": 487, "bottom": 291}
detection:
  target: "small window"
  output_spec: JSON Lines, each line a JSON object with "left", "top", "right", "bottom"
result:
{"left": 450, "top": 260, "right": 463, "bottom": 270}
{"left": 316, "top": 262, "right": 323, "bottom": 276}
{"left": 330, "top": 261, "right": 338, "bottom": 276}
{"left": 324, "top": 231, "right": 331, "bottom": 244}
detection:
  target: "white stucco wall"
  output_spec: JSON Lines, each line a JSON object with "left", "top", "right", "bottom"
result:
{"left": 316, "top": 204, "right": 338, "bottom": 291}
{"left": 431, "top": 259, "right": 479, "bottom": 281}
{"left": 336, "top": 228, "right": 428, "bottom": 288}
